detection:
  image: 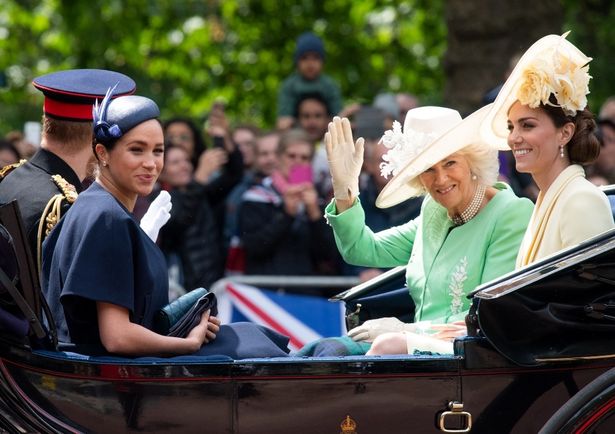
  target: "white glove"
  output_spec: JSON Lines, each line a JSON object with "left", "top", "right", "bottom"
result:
{"left": 347, "top": 317, "right": 414, "bottom": 343}
{"left": 324, "top": 116, "right": 364, "bottom": 200}
{"left": 140, "top": 190, "right": 172, "bottom": 242}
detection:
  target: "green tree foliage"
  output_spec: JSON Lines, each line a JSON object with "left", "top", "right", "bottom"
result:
{"left": 0, "top": 0, "right": 446, "bottom": 134}
{"left": 562, "top": 0, "right": 615, "bottom": 112}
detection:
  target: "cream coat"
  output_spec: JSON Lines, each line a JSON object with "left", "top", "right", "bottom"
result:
{"left": 516, "top": 164, "right": 615, "bottom": 267}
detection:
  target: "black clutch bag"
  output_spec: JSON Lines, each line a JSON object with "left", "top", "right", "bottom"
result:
{"left": 153, "top": 287, "right": 218, "bottom": 338}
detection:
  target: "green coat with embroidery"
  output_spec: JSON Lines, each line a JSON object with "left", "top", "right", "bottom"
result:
{"left": 325, "top": 183, "right": 534, "bottom": 323}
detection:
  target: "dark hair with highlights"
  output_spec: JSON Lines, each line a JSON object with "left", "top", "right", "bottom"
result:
{"left": 541, "top": 95, "right": 600, "bottom": 165}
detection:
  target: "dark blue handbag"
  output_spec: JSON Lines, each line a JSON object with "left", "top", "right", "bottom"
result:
{"left": 153, "top": 287, "right": 218, "bottom": 338}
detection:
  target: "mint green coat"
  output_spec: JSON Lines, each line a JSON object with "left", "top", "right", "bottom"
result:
{"left": 326, "top": 183, "right": 534, "bottom": 323}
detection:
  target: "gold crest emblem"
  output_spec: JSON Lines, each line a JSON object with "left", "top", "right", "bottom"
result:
{"left": 340, "top": 415, "right": 357, "bottom": 434}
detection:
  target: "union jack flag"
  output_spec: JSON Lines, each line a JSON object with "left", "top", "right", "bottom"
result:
{"left": 215, "top": 282, "right": 346, "bottom": 352}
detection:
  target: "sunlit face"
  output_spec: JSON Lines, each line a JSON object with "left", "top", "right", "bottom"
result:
{"left": 297, "top": 52, "right": 323, "bottom": 81}
{"left": 419, "top": 152, "right": 475, "bottom": 215}
{"left": 97, "top": 119, "right": 164, "bottom": 209}
{"left": 297, "top": 98, "right": 329, "bottom": 142}
{"left": 233, "top": 128, "right": 256, "bottom": 167}
{"left": 280, "top": 142, "right": 312, "bottom": 178}
{"left": 254, "top": 135, "right": 280, "bottom": 176}
{"left": 160, "top": 146, "right": 193, "bottom": 188}
{"left": 507, "top": 101, "right": 570, "bottom": 178}
{"left": 165, "top": 121, "right": 194, "bottom": 156}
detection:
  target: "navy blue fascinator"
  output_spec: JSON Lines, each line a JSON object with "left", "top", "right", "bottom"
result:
{"left": 93, "top": 87, "right": 160, "bottom": 143}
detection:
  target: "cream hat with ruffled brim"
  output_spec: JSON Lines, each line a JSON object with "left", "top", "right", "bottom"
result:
{"left": 479, "top": 32, "right": 592, "bottom": 150}
{"left": 376, "top": 104, "right": 493, "bottom": 208}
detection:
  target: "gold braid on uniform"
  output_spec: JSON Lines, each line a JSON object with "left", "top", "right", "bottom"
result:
{"left": 36, "top": 175, "right": 78, "bottom": 273}
{"left": 0, "top": 159, "right": 27, "bottom": 181}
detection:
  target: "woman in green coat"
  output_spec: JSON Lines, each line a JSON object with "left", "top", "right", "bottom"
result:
{"left": 300, "top": 104, "right": 533, "bottom": 356}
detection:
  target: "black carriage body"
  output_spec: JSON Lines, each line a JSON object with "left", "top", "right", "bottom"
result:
{"left": 1, "top": 337, "right": 615, "bottom": 433}
{"left": 4, "top": 203, "right": 615, "bottom": 432}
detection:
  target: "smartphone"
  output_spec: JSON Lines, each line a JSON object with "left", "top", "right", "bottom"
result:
{"left": 288, "top": 164, "right": 313, "bottom": 185}
{"left": 208, "top": 101, "right": 227, "bottom": 148}
{"left": 213, "top": 136, "right": 226, "bottom": 148}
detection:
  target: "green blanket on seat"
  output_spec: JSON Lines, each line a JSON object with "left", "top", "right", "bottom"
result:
{"left": 296, "top": 336, "right": 371, "bottom": 357}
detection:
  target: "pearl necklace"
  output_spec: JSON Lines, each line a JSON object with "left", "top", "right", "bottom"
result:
{"left": 451, "top": 184, "right": 486, "bottom": 226}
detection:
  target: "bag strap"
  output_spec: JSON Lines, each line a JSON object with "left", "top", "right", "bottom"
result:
{"left": 0, "top": 201, "right": 57, "bottom": 348}
{"left": 0, "top": 266, "right": 46, "bottom": 339}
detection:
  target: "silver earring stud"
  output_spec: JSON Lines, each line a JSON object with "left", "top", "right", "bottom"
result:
{"left": 471, "top": 174, "right": 477, "bottom": 180}
{"left": 102, "top": 161, "right": 107, "bottom": 167}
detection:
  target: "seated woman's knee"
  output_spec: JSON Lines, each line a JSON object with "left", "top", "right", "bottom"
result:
{"left": 367, "top": 332, "right": 407, "bottom": 355}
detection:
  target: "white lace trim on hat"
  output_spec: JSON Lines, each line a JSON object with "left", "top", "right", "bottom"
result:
{"left": 379, "top": 120, "right": 438, "bottom": 179}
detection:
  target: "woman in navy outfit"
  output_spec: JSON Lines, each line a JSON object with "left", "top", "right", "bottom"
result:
{"left": 42, "top": 92, "right": 289, "bottom": 358}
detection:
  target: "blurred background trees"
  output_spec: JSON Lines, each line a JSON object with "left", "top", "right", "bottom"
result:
{"left": 0, "top": 0, "right": 613, "bottom": 134}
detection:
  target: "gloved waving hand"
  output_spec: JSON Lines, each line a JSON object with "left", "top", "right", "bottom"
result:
{"left": 324, "top": 116, "right": 364, "bottom": 202}
{"left": 140, "top": 190, "right": 172, "bottom": 242}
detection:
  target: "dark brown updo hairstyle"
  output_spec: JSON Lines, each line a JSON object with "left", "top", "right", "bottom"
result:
{"left": 541, "top": 94, "right": 600, "bottom": 165}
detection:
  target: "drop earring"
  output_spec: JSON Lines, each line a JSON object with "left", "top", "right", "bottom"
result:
{"left": 559, "top": 146, "right": 565, "bottom": 158}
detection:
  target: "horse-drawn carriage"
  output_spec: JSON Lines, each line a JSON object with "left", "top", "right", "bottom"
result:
{"left": 2, "top": 198, "right": 615, "bottom": 433}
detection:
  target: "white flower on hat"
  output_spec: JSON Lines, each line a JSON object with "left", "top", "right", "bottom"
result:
{"left": 517, "top": 33, "right": 592, "bottom": 117}
{"left": 553, "top": 63, "right": 591, "bottom": 115}
{"left": 517, "top": 58, "right": 554, "bottom": 109}
{"left": 379, "top": 120, "right": 437, "bottom": 179}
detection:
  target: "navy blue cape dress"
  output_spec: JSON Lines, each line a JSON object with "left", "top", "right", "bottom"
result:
{"left": 42, "top": 182, "right": 289, "bottom": 358}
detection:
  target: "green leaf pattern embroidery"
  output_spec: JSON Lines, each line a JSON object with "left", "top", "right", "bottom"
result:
{"left": 449, "top": 256, "right": 468, "bottom": 315}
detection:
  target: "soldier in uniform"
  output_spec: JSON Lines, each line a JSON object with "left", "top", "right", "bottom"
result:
{"left": 0, "top": 69, "right": 136, "bottom": 265}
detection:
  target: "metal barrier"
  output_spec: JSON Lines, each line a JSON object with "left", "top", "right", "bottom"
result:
{"left": 210, "top": 274, "right": 361, "bottom": 296}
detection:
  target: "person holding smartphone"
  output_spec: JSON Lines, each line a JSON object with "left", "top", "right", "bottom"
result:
{"left": 238, "top": 129, "right": 340, "bottom": 277}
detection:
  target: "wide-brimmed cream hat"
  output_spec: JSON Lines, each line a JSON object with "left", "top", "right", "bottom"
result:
{"left": 480, "top": 32, "right": 592, "bottom": 150}
{"left": 376, "top": 104, "right": 493, "bottom": 208}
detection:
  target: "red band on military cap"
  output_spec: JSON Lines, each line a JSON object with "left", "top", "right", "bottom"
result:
{"left": 44, "top": 97, "right": 94, "bottom": 121}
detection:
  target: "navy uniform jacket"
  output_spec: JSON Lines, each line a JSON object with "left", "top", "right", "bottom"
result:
{"left": 0, "top": 149, "right": 82, "bottom": 256}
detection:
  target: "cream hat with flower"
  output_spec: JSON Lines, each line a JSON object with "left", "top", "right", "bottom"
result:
{"left": 480, "top": 32, "right": 592, "bottom": 150}
{"left": 376, "top": 104, "right": 493, "bottom": 208}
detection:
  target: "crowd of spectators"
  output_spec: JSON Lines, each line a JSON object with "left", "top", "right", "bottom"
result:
{"left": 3, "top": 31, "right": 615, "bottom": 298}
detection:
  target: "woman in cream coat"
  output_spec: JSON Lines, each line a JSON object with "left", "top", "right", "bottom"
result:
{"left": 481, "top": 32, "right": 615, "bottom": 267}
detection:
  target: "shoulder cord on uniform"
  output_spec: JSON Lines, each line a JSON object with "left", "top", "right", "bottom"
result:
{"left": 0, "top": 159, "right": 27, "bottom": 181}
{"left": 36, "top": 175, "right": 78, "bottom": 273}
{"left": 37, "top": 194, "right": 64, "bottom": 273}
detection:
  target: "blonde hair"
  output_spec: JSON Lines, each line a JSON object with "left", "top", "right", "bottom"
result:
{"left": 277, "top": 128, "right": 314, "bottom": 158}
{"left": 407, "top": 144, "right": 500, "bottom": 196}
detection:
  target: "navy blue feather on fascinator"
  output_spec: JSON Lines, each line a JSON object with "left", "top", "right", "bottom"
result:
{"left": 93, "top": 87, "right": 160, "bottom": 143}
{"left": 93, "top": 84, "right": 122, "bottom": 142}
